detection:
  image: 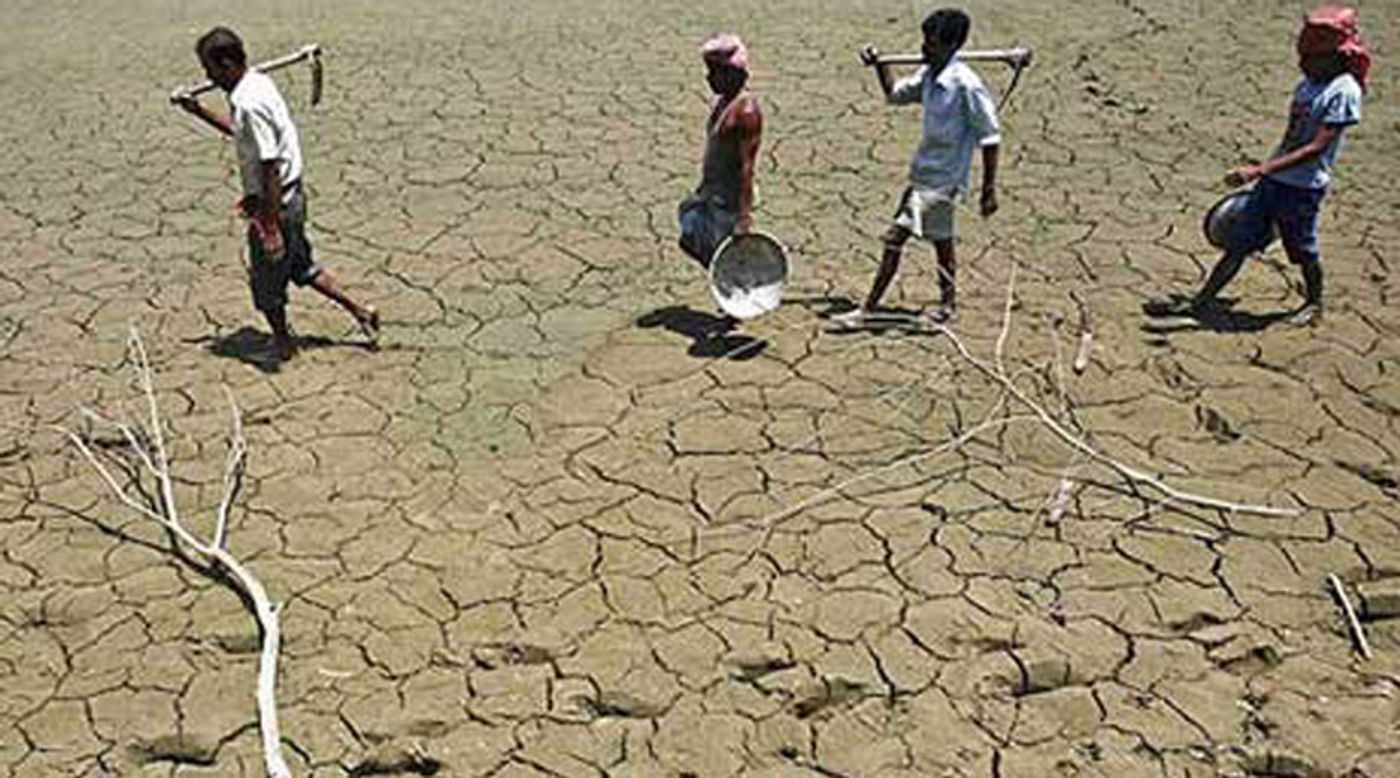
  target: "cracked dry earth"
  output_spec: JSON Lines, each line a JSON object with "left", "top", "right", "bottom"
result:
{"left": 2, "top": 0, "right": 1398, "bottom": 775}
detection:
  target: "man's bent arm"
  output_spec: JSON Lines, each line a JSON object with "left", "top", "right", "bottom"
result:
{"left": 873, "top": 61, "right": 896, "bottom": 98}
{"left": 1231, "top": 124, "right": 1342, "bottom": 184}
{"left": 176, "top": 96, "right": 234, "bottom": 137}
{"left": 1261, "top": 125, "right": 1342, "bottom": 176}
{"left": 258, "top": 161, "right": 283, "bottom": 220}
{"left": 980, "top": 143, "right": 1000, "bottom": 216}
{"left": 251, "top": 160, "right": 285, "bottom": 257}
{"left": 981, "top": 143, "right": 999, "bottom": 192}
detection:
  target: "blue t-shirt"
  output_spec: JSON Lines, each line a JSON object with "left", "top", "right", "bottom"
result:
{"left": 1267, "top": 72, "right": 1362, "bottom": 190}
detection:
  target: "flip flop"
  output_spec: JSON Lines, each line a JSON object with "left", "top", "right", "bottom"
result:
{"left": 827, "top": 309, "right": 866, "bottom": 330}
{"left": 922, "top": 305, "right": 955, "bottom": 327}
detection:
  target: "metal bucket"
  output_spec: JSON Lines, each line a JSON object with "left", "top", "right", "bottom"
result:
{"left": 1202, "top": 187, "right": 1277, "bottom": 253}
{"left": 708, "top": 231, "right": 788, "bottom": 320}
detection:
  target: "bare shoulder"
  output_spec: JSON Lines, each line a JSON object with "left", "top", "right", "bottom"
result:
{"left": 730, "top": 92, "right": 763, "bottom": 129}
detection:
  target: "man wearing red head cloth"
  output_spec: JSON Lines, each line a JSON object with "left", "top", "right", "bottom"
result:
{"left": 1146, "top": 6, "right": 1369, "bottom": 326}
{"left": 678, "top": 34, "right": 763, "bottom": 270}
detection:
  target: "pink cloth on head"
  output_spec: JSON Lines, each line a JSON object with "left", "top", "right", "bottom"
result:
{"left": 701, "top": 33, "right": 749, "bottom": 71}
{"left": 1300, "top": 6, "right": 1371, "bottom": 90}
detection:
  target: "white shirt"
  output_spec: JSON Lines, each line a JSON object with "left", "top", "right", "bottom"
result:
{"left": 889, "top": 60, "right": 1001, "bottom": 194}
{"left": 229, "top": 70, "right": 303, "bottom": 203}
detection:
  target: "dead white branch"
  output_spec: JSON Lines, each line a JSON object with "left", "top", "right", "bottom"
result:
{"left": 753, "top": 261, "right": 1297, "bottom": 538}
{"left": 925, "top": 268, "right": 1300, "bottom": 518}
{"left": 756, "top": 408, "right": 1031, "bottom": 530}
{"left": 1072, "top": 296, "right": 1093, "bottom": 375}
{"left": 1045, "top": 476, "right": 1075, "bottom": 525}
{"left": 1328, "top": 574, "right": 1373, "bottom": 660}
{"left": 58, "top": 328, "right": 290, "bottom": 778}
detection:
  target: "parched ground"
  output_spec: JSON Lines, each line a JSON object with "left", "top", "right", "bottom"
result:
{"left": 2, "top": 0, "right": 1398, "bottom": 775}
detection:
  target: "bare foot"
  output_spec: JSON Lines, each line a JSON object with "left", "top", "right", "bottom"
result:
{"left": 272, "top": 335, "right": 297, "bottom": 362}
{"left": 1142, "top": 295, "right": 1199, "bottom": 317}
{"left": 357, "top": 307, "right": 380, "bottom": 350}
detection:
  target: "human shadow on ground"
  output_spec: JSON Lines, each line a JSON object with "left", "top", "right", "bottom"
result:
{"left": 636, "top": 306, "right": 767, "bottom": 360}
{"left": 197, "top": 326, "right": 365, "bottom": 373}
{"left": 804, "top": 296, "right": 933, "bottom": 336}
{"left": 1140, "top": 296, "right": 1293, "bottom": 335}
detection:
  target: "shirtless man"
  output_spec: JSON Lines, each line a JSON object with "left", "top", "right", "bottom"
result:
{"left": 678, "top": 34, "right": 763, "bottom": 269}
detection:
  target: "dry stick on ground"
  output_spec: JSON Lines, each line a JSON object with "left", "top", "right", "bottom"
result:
{"left": 923, "top": 265, "right": 1301, "bottom": 518}
{"left": 749, "top": 262, "right": 1298, "bottom": 538}
{"left": 1328, "top": 574, "right": 1373, "bottom": 660}
{"left": 1070, "top": 289, "right": 1093, "bottom": 375}
{"left": 57, "top": 328, "right": 291, "bottom": 778}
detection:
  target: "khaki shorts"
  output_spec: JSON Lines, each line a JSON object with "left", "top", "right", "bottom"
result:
{"left": 886, "top": 186, "right": 956, "bottom": 243}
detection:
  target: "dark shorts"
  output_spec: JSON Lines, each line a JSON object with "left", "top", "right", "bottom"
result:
{"left": 678, "top": 195, "right": 737, "bottom": 269}
{"left": 1234, "top": 176, "right": 1326, "bottom": 262}
{"left": 248, "top": 188, "right": 322, "bottom": 313}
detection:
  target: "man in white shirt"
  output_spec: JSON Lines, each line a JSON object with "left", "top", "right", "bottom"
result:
{"left": 835, "top": 8, "right": 1001, "bottom": 327}
{"left": 176, "top": 27, "right": 377, "bottom": 363}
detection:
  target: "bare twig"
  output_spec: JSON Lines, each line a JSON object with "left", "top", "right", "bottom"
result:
{"left": 1072, "top": 299, "right": 1093, "bottom": 375}
{"left": 754, "top": 408, "right": 1028, "bottom": 530}
{"left": 1046, "top": 312, "right": 1070, "bottom": 415}
{"left": 1045, "top": 476, "right": 1075, "bottom": 525}
{"left": 994, "top": 264, "right": 1018, "bottom": 377}
{"left": 60, "top": 328, "right": 291, "bottom": 778}
{"left": 1328, "top": 574, "right": 1373, "bottom": 660}
{"left": 925, "top": 270, "right": 1299, "bottom": 518}
{"left": 214, "top": 386, "right": 246, "bottom": 551}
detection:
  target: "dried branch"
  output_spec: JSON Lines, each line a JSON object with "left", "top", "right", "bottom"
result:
{"left": 925, "top": 268, "right": 1300, "bottom": 518}
{"left": 1072, "top": 294, "right": 1093, "bottom": 375}
{"left": 214, "top": 386, "right": 246, "bottom": 551}
{"left": 750, "top": 260, "right": 1297, "bottom": 543}
{"left": 59, "top": 328, "right": 291, "bottom": 778}
{"left": 1328, "top": 574, "right": 1373, "bottom": 660}
{"left": 756, "top": 408, "right": 1030, "bottom": 530}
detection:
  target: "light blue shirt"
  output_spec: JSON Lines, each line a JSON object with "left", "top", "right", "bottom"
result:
{"left": 889, "top": 60, "right": 1001, "bottom": 195}
{"left": 1267, "top": 73, "right": 1362, "bottom": 190}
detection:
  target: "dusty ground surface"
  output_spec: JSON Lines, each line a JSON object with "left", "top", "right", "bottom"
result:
{"left": 2, "top": 0, "right": 1398, "bottom": 775}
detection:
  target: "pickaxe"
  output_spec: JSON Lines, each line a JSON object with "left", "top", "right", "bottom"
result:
{"left": 169, "top": 43, "right": 323, "bottom": 106}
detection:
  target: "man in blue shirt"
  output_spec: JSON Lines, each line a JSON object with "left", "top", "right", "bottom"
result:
{"left": 1147, "top": 6, "right": 1368, "bottom": 326}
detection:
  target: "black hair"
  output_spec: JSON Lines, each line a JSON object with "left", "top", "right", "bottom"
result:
{"left": 196, "top": 26, "right": 246, "bottom": 68}
{"left": 922, "top": 8, "right": 971, "bottom": 50}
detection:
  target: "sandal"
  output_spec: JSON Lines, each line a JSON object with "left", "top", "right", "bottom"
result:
{"left": 922, "top": 305, "right": 956, "bottom": 327}
{"left": 828, "top": 308, "right": 867, "bottom": 329}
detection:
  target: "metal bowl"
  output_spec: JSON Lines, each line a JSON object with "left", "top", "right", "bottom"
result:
{"left": 708, "top": 231, "right": 788, "bottom": 320}
{"left": 1202, "top": 188, "right": 1277, "bottom": 253}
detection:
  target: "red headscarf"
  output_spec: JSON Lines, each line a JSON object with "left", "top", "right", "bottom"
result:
{"left": 1298, "top": 6, "right": 1371, "bottom": 90}
{"left": 701, "top": 34, "right": 749, "bottom": 72}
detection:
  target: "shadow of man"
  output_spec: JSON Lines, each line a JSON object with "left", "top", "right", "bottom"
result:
{"left": 810, "top": 297, "right": 929, "bottom": 336}
{"left": 636, "top": 306, "right": 766, "bottom": 360}
{"left": 1141, "top": 297, "right": 1292, "bottom": 335}
{"left": 201, "top": 326, "right": 351, "bottom": 373}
